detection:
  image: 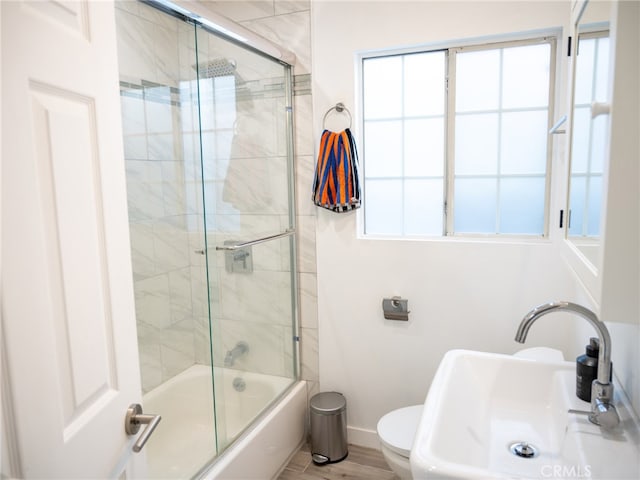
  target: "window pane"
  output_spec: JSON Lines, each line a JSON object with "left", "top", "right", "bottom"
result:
{"left": 502, "top": 44, "right": 551, "bottom": 109}
{"left": 363, "top": 56, "right": 403, "bottom": 119}
{"left": 574, "top": 38, "right": 596, "bottom": 105}
{"left": 404, "top": 51, "right": 446, "bottom": 116}
{"left": 500, "top": 110, "right": 548, "bottom": 174}
{"left": 569, "top": 176, "right": 586, "bottom": 236}
{"left": 455, "top": 114, "right": 498, "bottom": 175}
{"left": 588, "top": 176, "right": 602, "bottom": 236}
{"left": 499, "top": 177, "right": 545, "bottom": 234}
{"left": 454, "top": 178, "right": 497, "bottom": 233}
{"left": 405, "top": 179, "right": 444, "bottom": 235}
{"left": 405, "top": 118, "right": 445, "bottom": 177}
{"left": 365, "top": 179, "right": 403, "bottom": 235}
{"left": 590, "top": 115, "right": 608, "bottom": 173}
{"left": 571, "top": 106, "right": 591, "bottom": 173}
{"left": 455, "top": 49, "right": 500, "bottom": 112}
{"left": 594, "top": 37, "right": 610, "bottom": 101}
{"left": 364, "top": 120, "right": 403, "bottom": 177}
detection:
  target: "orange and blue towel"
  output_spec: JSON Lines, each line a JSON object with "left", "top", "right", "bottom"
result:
{"left": 312, "top": 128, "right": 361, "bottom": 212}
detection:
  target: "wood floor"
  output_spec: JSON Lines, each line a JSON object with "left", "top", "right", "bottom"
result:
{"left": 278, "top": 443, "right": 400, "bottom": 480}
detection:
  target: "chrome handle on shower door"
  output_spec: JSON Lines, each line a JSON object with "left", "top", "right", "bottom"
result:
{"left": 215, "top": 229, "right": 295, "bottom": 251}
{"left": 125, "top": 403, "right": 161, "bottom": 453}
{"left": 194, "top": 229, "right": 296, "bottom": 255}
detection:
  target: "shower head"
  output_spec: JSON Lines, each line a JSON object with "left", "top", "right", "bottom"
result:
{"left": 194, "top": 58, "right": 237, "bottom": 78}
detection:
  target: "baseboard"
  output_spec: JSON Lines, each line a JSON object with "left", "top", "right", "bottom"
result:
{"left": 347, "top": 425, "right": 380, "bottom": 450}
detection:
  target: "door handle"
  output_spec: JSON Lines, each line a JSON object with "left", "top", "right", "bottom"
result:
{"left": 125, "top": 403, "right": 161, "bottom": 453}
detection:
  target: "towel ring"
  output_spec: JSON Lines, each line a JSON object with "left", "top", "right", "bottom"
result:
{"left": 322, "top": 102, "right": 352, "bottom": 130}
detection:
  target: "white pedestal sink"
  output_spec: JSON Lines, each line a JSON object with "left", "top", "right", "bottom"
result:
{"left": 410, "top": 350, "right": 640, "bottom": 479}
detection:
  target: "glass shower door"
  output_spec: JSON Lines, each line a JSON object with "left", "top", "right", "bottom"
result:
{"left": 115, "top": 2, "right": 217, "bottom": 477}
{"left": 193, "top": 25, "right": 298, "bottom": 452}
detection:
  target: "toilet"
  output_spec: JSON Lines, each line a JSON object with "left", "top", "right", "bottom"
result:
{"left": 376, "top": 405, "right": 423, "bottom": 480}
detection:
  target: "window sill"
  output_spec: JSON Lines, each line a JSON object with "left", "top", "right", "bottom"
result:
{"left": 356, "top": 233, "right": 552, "bottom": 246}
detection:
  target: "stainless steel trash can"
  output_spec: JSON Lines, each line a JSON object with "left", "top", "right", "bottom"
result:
{"left": 310, "top": 392, "right": 348, "bottom": 464}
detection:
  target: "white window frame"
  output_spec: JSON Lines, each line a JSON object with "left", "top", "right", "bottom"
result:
{"left": 568, "top": 29, "right": 609, "bottom": 238}
{"left": 357, "top": 31, "right": 560, "bottom": 241}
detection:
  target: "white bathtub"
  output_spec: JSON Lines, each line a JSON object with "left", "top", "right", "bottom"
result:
{"left": 142, "top": 365, "right": 306, "bottom": 479}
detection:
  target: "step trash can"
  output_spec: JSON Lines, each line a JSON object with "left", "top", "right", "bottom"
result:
{"left": 310, "top": 391, "right": 348, "bottom": 465}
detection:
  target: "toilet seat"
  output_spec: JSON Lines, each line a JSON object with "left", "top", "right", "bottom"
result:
{"left": 376, "top": 405, "right": 423, "bottom": 458}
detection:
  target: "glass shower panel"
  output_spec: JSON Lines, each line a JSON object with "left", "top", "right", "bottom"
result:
{"left": 116, "top": 0, "right": 213, "bottom": 394}
{"left": 115, "top": 3, "right": 217, "bottom": 477}
{"left": 194, "top": 26, "right": 297, "bottom": 452}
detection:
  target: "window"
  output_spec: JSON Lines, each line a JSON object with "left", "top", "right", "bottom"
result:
{"left": 569, "top": 31, "right": 609, "bottom": 238}
{"left": 361, "top": 36, "right": 556, "bottom": 237}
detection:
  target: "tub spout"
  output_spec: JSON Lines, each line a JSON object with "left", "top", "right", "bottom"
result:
{"left": 224, "top": 341, "right": 249, "bottom": 367}
{"left": 515, "top": 301, "right": 619, "bottom": 430}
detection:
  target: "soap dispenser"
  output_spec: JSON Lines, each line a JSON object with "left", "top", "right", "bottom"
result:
{"left": 576, "top": 337, "right": 600, "bottom": 402}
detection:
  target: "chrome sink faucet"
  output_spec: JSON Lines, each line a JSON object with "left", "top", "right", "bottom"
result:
{"left": 515, "top": 301, "right": 620, "bottom": 430}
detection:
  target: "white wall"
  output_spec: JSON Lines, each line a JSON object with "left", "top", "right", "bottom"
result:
{"left": 199, "top": 0, "right": 639, "bottom": 448}
{"left": 311, "top": 0, "right": 593, "bottom": 447}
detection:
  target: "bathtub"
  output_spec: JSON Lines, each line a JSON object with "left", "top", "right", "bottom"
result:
{"left": 142, "top": 364, "right": 306, "bottom": 479}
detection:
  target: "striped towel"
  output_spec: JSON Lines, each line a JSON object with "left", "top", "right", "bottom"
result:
{"left": 312, "top": 128, "right": 361, "bottom": 212}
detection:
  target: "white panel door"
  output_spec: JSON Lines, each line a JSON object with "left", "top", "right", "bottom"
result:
{"left": 1, "top": 1, "right": 145, "bottom": 477}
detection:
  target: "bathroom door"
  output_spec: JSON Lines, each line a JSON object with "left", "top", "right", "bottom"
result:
{"left": 2, "top": 1, "right": 145, "bottom": 478}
